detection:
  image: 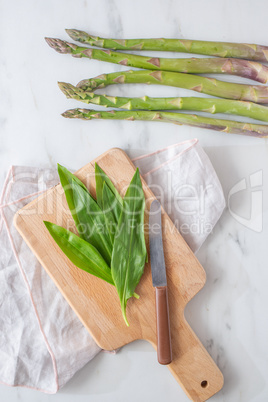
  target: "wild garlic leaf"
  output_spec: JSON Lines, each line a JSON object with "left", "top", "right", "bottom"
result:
{"left": 111, "top": 168, "right": 147, "bottom": 326}
{"left": 102, "top": 181, "right": 122, "bottom": 243}
{"left": 72, "top": 179, "right": 113, "bottom": 265}
{"left": 57, "top": 163, "right": 89, "bottom": 228}
{"left": 95, "top": 163, "right": 123, "bottom": 209}
{"left": 44, "top": 221, "right": 114, "bottom": 285}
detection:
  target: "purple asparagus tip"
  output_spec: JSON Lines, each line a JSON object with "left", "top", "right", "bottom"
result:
{"left": 45, "top": 37, "right": 75, "bottom": 54}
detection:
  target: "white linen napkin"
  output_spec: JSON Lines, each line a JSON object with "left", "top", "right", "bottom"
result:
{"left": 133, "top": 139, "right": 225, "bottom": 252}
{"left": 0, "top": 140, "right": 225, "bottom": 393}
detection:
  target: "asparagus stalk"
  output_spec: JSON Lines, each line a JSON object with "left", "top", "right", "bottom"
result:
{"left": 59, "top": 82, "right": 268, "bottom": 122}
{"left": 76, "top": 69, "right": 268, "bottom": 104}
{"left": 45, "top": 38, "right": 268, "bottom": 84}
{"left": 62, "top": 108, "right": 268, "bottom": 138}
{"left": 66, "top": 29, "right": 268, "bottom": 62}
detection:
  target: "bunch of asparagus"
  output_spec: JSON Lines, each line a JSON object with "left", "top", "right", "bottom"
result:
{"left": 45, "top": 30, "right": 268, "bottom": 137}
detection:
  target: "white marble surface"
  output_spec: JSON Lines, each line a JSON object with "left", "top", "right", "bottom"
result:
{"left": 1, "top": 0, "right": 268, "bottom": 401}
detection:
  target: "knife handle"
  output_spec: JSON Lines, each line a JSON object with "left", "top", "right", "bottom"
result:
{"left": 155, "top": 286, "right": 172, "bottom": 365}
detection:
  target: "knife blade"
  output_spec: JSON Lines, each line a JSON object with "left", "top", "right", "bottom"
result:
{"left": 149, "top": 200, "right": 172, "bottom": 365}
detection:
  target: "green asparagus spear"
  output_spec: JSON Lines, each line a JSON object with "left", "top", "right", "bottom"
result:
{"left": 77, "top": 69, "right": 268, "bottom": 104}
{"left": 58, "top": 82, "right": 268, "bottom": 122}
{"left": 45, "top": 38, "right": 268, "bottom": 84}
{"left": 66, "top": 29, "right": 268, "bottom": 62}
{"left": 62, "top": 108, "right": 268, "bottom": 138}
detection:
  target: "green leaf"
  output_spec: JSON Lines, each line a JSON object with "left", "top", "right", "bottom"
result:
{"left": 44, "top": 221, "right": 114, "bottom": 285}
{"left": 111, "top": 168, "right": 147, "bottom": 326}
{"left": 102, "top": 181, "right": 122, "bottom": 243}
{"left": 72, "top": 178, "right": 113, "bottom": 265}
{"left": 95, "top": 163, "right": 123, "bottom": 208}
{"left": 57, "top": 163, "right": 89, "bottom": 228}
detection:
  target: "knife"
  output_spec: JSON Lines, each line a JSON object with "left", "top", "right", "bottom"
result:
{"left": 149, "top": 199, "right": 172, "bottom": 365}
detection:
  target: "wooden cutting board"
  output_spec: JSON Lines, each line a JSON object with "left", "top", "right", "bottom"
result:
{"left": 14, "top": 148, "right": 223, "bottom": 401}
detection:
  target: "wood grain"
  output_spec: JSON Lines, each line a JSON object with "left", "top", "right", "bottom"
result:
{"left": 14, "top": 148, "right": 223, "bottom": 401}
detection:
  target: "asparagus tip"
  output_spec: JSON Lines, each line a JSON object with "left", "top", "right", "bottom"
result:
{"left": 58, "top": 82, "right": 89, "bottom": 101}
{"left": 65, "top": 28, "right": 92, "bottom": 44}
{"left": 62, "top": 109, "right": 76, "bottom": 118}
{"left": 65, "top": 28, "right": 80, "bottom": 41}
{"left": 77, "top": 78, "right": 91, "bottom": 89}
{"left": 45, "top": 37, "right": 74, "bottom": 54}
{"left": 65, "top": 28, "right": 75, "bottom": 35}
{"left": 62, "top": 108, "right": 90, "bottom": 119}
{"left": 58, "top": 81, "right": 73, "bottom": 97}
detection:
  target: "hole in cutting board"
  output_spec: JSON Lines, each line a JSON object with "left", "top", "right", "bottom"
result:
{"left": 201, "top": 380, "right": 208, "bottom": 388}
